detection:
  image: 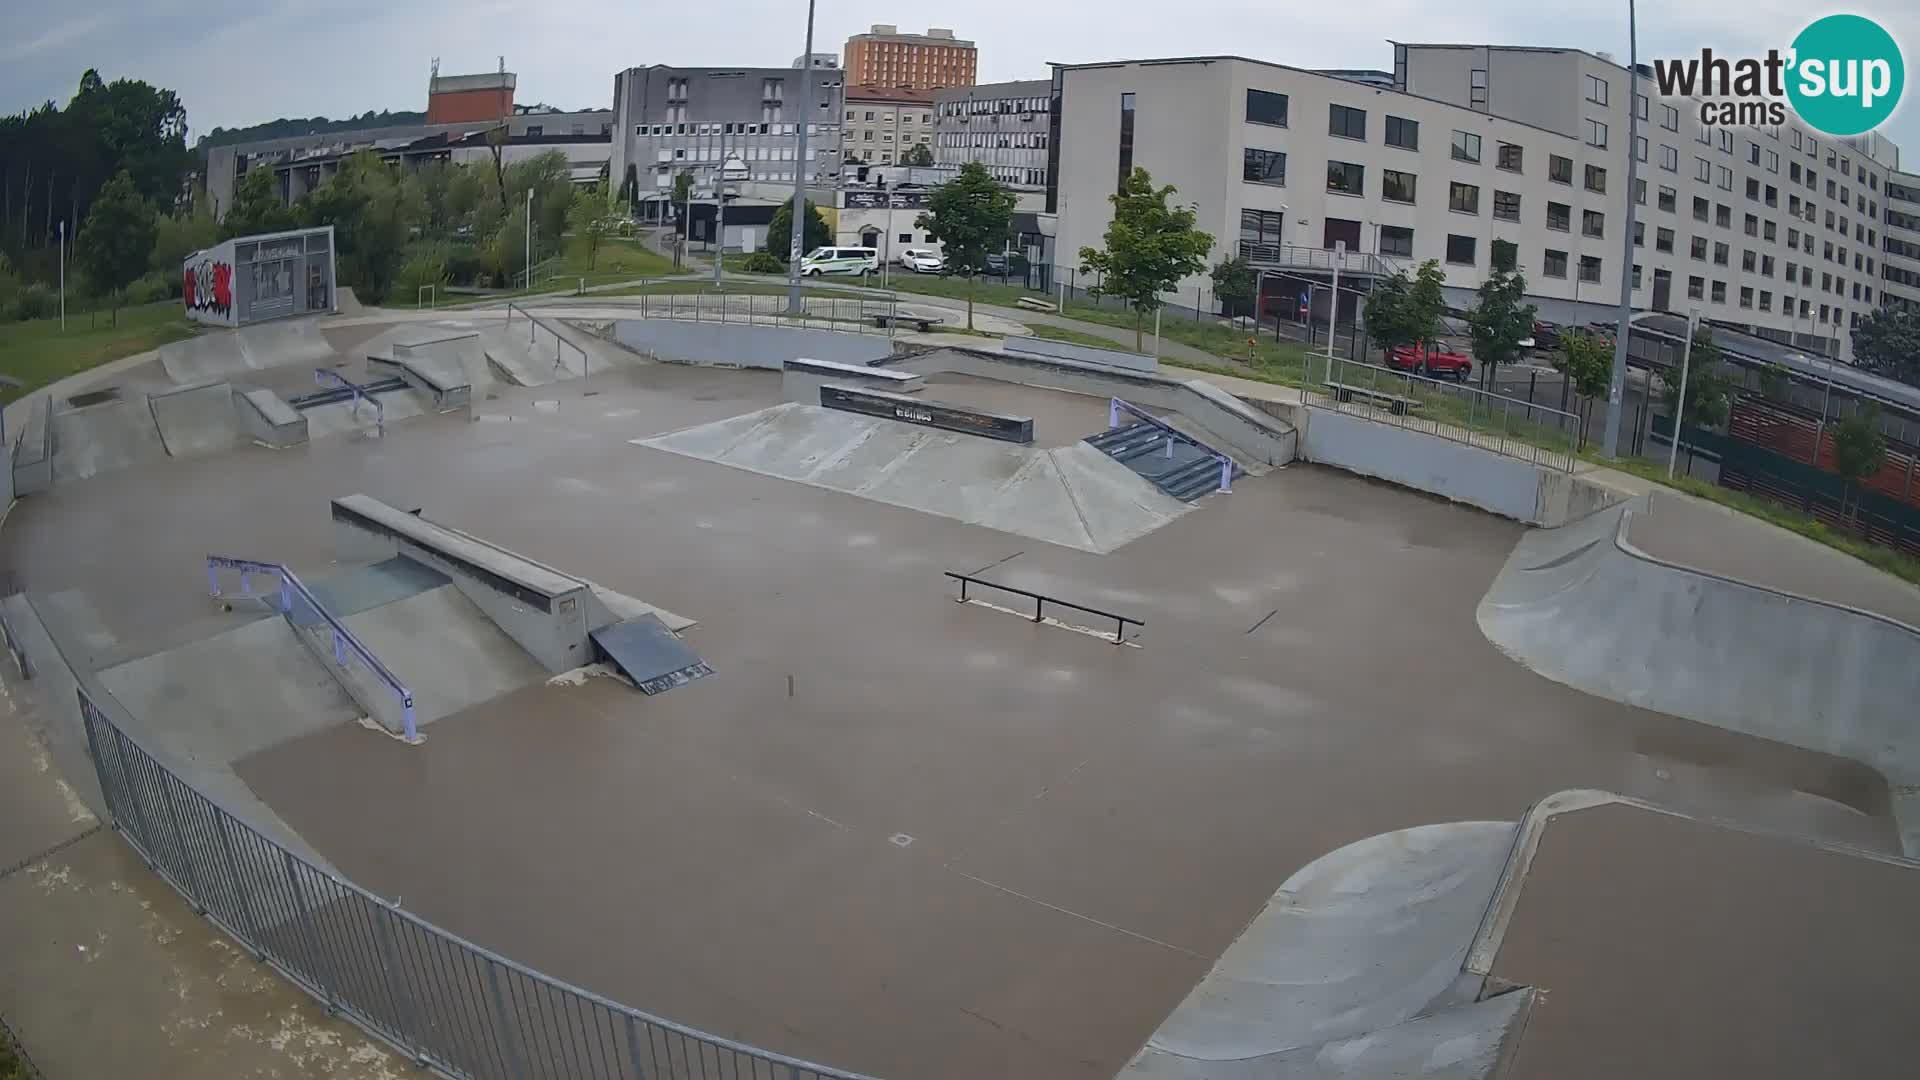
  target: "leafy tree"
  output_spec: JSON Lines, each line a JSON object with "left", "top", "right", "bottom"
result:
{"left": 1078, "top": 167, "right": 1215, "bottom": 350}
{"left": 1210, "top": 253, "right": 1256, "bottom": 321}
{"left": 768, "top": 197, "right": 832, "bottom": 263}
{"left": 504, "top": 150, "right": 573, "bottom": 253}
{"left": 298, "top": 149, "right": 422, "bottom": 303}
{"left": 1404, "top": 259, "right": 1448, "bottom": 349}
{"left": 901, "top": 143, "right": 935, "bottom": 167}
{"left": 566, "top": 183, "right": 609, "bottom": 270}
{"left": 915, "top": 162, "right": 1017, "bottom": 330}
{"left": 740, "top": 249, "right": 785, "bottom": 273}
{"left": 484, "top": 203, "right": 529, "bottom": 286}
{"left": 1660, "top": 325, "right": 1734, "bottom": 430}
{"left": 1850, "top": 304, "right": 1920, "bottom": 386}
{"left": 1490, "top": 238, "right": 1518, "bottom": 272}
{"left": 1362, "top": 270, "right": 1416, "bottom": 361}
{"left": 670, "top": 169, "right": 695, "bottom": 215}
{"left": 74, "top": 171, "right": 156, "bottom": 322}
{"left": 1831, "top": 405, "right": 1888, "bottom": 526}
{"left": 1554, "top": 329, "right": 1615, "bottom": 449}
{"left": 1465, "top": 267, "right": 1537, "bottom": 389}
{"left": 222, "top": 167, "right": 298, "bottom": 238}
{"left": 1757, "top": 361, "right": 1792, "bottom": 400}
{"left": 149, "top": 193, "right": 217, "bottom": 272}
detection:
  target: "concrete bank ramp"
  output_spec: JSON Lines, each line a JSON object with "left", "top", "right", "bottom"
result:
{"left": 1477, "top": 494, "right": 1920, "bottom": 853}
{"left": 148, "top": 381, "right": 241, "bottom": 457}
{"left": 636, "top": 402, "right": 1193, "bottom": 553}
{"left": 301, "top": 388, "right": 425, "bottom": 440}
{"left": 1122, "top": 821, "right": 1522, "bottom": 1079}
{"left": 51, "top": 398, "right": 169, "bottom": 481}
{"left": 157, "top": 316, "right": 332, "bottom": 385}
{"left": 328, "top": 583, "right": 547, "bottom": 730}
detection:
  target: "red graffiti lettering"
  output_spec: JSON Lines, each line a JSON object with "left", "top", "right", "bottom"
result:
{"left": 185, "top": 258, "right": 233, "bottom": 318}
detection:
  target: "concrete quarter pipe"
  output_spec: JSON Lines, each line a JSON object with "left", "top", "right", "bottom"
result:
{"left": 1477, "top": 494, "right": 1920, "bottom": 853}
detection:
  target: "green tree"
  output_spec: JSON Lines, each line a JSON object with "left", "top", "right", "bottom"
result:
{"left": 901, "top": 142, "right": 935, "bottom": 167}
{"left": 298, "top": 149, "right": 423, "bottom": 303}
{"left": 1849, "top": 304, "right": 1920, "bottom": 387}
{"left": 1661, "top": 326, "right": 1734, "bottom": 429}
{"left": 1362, "top": 270, "right": 1416, "bottom": 362}
{"left": 149, "top": 193, "right": 217, "bottom": 272}
{"left": 1078, "top": 167, "right": 1215, "bottom": 350}
{"left": 915, "top": 162, "right": 1017, "bottom": 330}
{"left": 1404, "top": 259, "right": 1448, "bottom": 350}
{"left": 222, "top": 167, "right": 298, "bottom": 238}
{"left": 75, "top": 170, "right": 157, "bottom": 322}
{"left": 1831, "top": 405, "right": 1888, "bottom": 527}
{"left": 1757, "top": 361, "right": 1792, "bottom": 400}
{"left": 767, "top": 197, "right": 832, "bottom": 263}
{"left": 1210, "top": 253, "right": 1256, "bottom": 321}
{"left": 567, "top": 182, "right": 609, "bottom": 270}
{"left": 1555, "top": 329, "right": 1615, "bottom": 449}
{"left": 1465, "top": 267, "right": 1537, "bottom": 389}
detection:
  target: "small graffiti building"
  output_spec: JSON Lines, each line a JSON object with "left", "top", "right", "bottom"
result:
{"left": 183, "top": 225, "right": 337, "bottom": 328}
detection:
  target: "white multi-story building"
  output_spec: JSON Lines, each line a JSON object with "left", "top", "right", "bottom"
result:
{"left": 933, "top": 79, "right": 1054, "bottom": 190}
{"left": 842, "top": 87, "right": 936, "bottom": 166}
{"left": 1883, "top": 170, "right": 1920, "bottom": 310}
{"left": 1049, "top": 45, "right": 1902, "bottom": 362}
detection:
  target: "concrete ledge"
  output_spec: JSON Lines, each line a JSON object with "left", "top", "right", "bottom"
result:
{"left": 608, "top": 319, "right": 894, "bottom": 371}
{"left": 236, "top": 388, "right": 308, "bottom": 448}
{"left": 11, "top": 395, "right": 53, "bottom": 496}
{"left": 369, "top": 335, "right": 475, "bottom": 413}
{"left": 1005, "top": 334, "right": 1157, "bottom": 373}
{"left": 781, "top": 356, "right": 923, "bottom": 403}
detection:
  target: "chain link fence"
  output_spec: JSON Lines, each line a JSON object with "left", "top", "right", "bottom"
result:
{"left": 1303, "top": 354, "right": 1584, "bottom": 472}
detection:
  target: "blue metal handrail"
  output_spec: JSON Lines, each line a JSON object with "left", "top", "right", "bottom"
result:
{"left": 314, "top": 368, "right": 384, "bottom": 435}
{"left": 206, "top": 555, "right": 417, "bottom": 741}
{"left": 1108, "top": 397, "right": 1235, "bottom": 494}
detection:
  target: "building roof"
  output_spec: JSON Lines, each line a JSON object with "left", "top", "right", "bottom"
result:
{"left": 430, "top": 72, "right": 517, "bottom": 94}
{"left": 848, "top": 25, "right": 974, "bottom": 47}
{"left": 934, "top": 78, "right": 1052, "bottom": 102}
{"left": 1636, "top": 311, "right": 1920, "bottom": 417}
{"left": 847, "top": 86, "right": 937, "bottom": 105}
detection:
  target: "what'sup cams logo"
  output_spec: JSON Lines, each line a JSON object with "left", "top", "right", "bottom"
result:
{"left": 1652, "top": 14, "right": 1905, "bottom": 136}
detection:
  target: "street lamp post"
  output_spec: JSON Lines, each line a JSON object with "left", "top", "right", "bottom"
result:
{"left": 1666, "top": 306, "right": 1699, "bottom": 478}
{"left": 1600, "top": 0, "right": 1643, "bottom": 457}
{"left": 786, "top": 0, "right": 819, "bottom": 314}
{"left": 57, "top": 221, "right": 66, "bottom": 331}
{"left": 524, "top": 188, "right": 534, "bottom": 291}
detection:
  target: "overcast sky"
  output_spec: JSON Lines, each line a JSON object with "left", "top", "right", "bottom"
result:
{"left": 3, "top": 0, "right": 1916, "bottom": 158}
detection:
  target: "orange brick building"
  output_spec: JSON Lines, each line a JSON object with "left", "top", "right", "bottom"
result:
{"left": 426, "top": 72, "right": 516, "bottom": 124}
{"left": 843, "top": 25, "right": 976, "bottom": 90}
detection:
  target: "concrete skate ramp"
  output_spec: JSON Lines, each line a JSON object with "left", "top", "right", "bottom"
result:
{"left": 158, "top": 316, "right": 332, "bottom": 384}
{"left": 330, "top": 583, "right": 547, "bottom": 730}
{"left": 1478, "top": 495, "right": 1920, "bottom": 853}
{"left": 51, "top": 399, "right": 168, "bottom": 481}
{"left": 148, "top": 381, "right": 240, "bottom": 457}
{"left": 1124, "top": 821, "right": 1516, "bottom": 1077}
{"left": 301, "top": 389, "right": 424, "bottom": 440}
{"left": 636, "top": 402, "right": 1193, "bottom": 553}
{"left": 477, "top": 327, "right": 554, "bottom": 387}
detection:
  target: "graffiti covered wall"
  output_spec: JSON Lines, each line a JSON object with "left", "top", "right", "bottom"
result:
{"left": 182, "top": 227, "right": 335, "bottom": 328}
{"left": 183, "top": 246, "right": 237, "bottom": 327}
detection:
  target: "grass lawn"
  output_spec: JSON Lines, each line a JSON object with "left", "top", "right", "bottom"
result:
{"left": 1021, "top": 323, "right": 1124, "bottom": 349}
{"left": 589, "top": 281, "right": 870, "bottom": 301}
{"left": 0, "top": 302, "right": 196, "bottom": 406}
{"left": 562, "top": 236, "right": 677, "bottom": 281}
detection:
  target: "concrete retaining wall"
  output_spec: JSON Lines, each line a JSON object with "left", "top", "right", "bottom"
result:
{"left": 11, "top": 396, "right": 53, "bottom": 496}
{"left": 609, "top": 319, "right": 894, "bottom": 371}
{"left": 237, "top": 389, "right": 309, "bottom": 448}
{"left": 1004, "top": 335, "right": 1157, "bottom": 374}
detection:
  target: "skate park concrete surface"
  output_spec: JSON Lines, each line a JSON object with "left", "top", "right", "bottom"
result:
{"left": 5, "top": 308, "right": 1919, "bottom": 1079}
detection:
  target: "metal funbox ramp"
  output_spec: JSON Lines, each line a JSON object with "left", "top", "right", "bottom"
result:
{"left": 589, "top": 613, "right": 715, "bottom": 694}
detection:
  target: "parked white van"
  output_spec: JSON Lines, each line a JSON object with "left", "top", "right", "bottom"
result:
{"left": 799, "top": 247, "right": 880, "bottom": 277}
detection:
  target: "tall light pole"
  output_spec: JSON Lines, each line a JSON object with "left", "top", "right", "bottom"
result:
{"left": 57, "top": 220, "right": 66, "bottom": 331}
{"left": 1601, "top": 0, "right": 1642, "bottom": 457}
{"left": 1666, "top": 306, "right": 1699, "bottom": 478}
{"left": 786, "top": 0, "right": 819, "bottom": 314}
{"left": 525, "top": 188, "right": 534, "bottom": 291}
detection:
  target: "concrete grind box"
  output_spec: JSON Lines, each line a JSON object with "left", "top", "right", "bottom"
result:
{"left": 184, "top": 225, "right": 337, "bottom": 328}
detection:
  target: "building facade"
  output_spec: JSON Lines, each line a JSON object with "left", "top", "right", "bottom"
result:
{"left": 611, "top": 65, "right": 845, "bottom": 211}
{"left": 843, "top": 25, "right": 976, "bottom": 90}
{"left": 183, "top": 226, "right": 336, "bottom": 328}
{"left": 842, "top": 87, "right": 935, "bottom": 166}
{"left": 1050, "top": 47, "right": 1900, "bottom": 361}
{"left": 427, "top": 71, "right": 515, "bottom": 124}
{"left": 933, "top": 79, "right": 1053, "bottom": 190}
{"left": 1883, "top": 170, "right": 1920, "bottom": 310}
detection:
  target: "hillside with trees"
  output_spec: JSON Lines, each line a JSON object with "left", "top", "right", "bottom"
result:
{"left": 194, "top": 110, "right": 429, "bottom": 151}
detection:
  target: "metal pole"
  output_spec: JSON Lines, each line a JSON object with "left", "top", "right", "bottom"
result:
{"left": 524, "top": 188, "right": 533, "bottom": 291}
{"left": 1601, "top": 0, "right": 1643, "bottom": 457}
{"left": 1814, "top": 333, "right": 1839, "bottom": 459}
{"left": 786, "top": 0, "right": 818, "bottom": 314}
{"left": 1666, "top": 306, "right": 1698, "bottom": 479}
{"left": 58, "top": 221, "right": 66, "bottom": 331}
{"left": 1153, "top": 307, "right": 1161, "bottom": 360}
{"left": 883, "top": 203, "right": 892, "bottom": 288}
{"left": 1327, "top": 240, "right": 1344, "bottom": 359}
{"left": 713, "top": 167, "right": 726, "bottom": 289}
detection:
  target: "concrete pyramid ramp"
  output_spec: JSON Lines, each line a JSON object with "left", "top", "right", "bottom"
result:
{"left": 478, "top": 327, "right": 556, "bottom": 387}
{"left": 51, "top": 398, "right": 169, "bottom": 481}
{"left": 1478, "top": 494, "right": 1920, "bottom": 853}
{"left": 158, "top": 316, "right": 332, "bottom": 384}
{"left": 636, "top": 402, "right": 1192, "bottom": 553}
{"left": 148, "top": 381, "right": 240, "bottom": 457}
{"left": 300, "top": 389, "right": 424, "bottom": 440}
{"left": 1124, "top": 821, "right": 1518, "bottom": 1078}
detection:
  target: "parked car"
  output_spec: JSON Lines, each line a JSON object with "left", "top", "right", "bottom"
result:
{"left": 799, "top": 246, "right": 880, "bottom": 277}
{"left": 1529, "top": 320, "right": 1562, "bottom": 351}
{"left": 983, "top": 252, "right": 1028, "bottom": 277}
{"left": 898, "top": 247, "right": 944, "bottom": 273}
{"left": 1385, "top": 343, "right": 1474, "bottom": 380}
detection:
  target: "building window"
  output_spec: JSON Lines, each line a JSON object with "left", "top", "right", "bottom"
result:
{"left": 1748, "top": 142, "right": 1762, "bottom": 166}
{"left": 1712, "top": 280, "right": 1727, "bottom": 303}
{"left": 1765, "top": 184, "right": 1778, "bottom": 207}
{"left": 1493, "top": 190, "right": 1521, "bottom": 222}
{"left": 1327, "top": 159, "right": 1364, "bottom": 195}
{"left": 1329, "top": 104, "right": 1367, "bottom": 140}
{"left": 1660, "top": 145, "right": 1678, "bottom": 172}
{"left": 1761, "top": 254, "right": 1775, "bottom": 275}
{"left": 1634, "top": 220, "right": 1645, "bottom": 246}
{"left": 1713, "top": 241, "right": 1729, "bottom": 265}
{"left": 1633, "top": 264, "right": 1643, "bottom": 289}
{"left": 1544, "top": 249, "right": 1569, "bottom": 278}
{"left": 1657, "top": 227, "right": 1675, "bottom": 252}
{"left": 1716, "top": 203, "right": 1731, "bottom": 228}
{"left": 1746, "top": 177, "right": 1761, "bottom": 200}
{"left": 1449, "top": 181, "right": 1480, "bottom": 214}
{"left": 1579, "top": 255, "right": 1603, "bottom": 283}
{"left": 1744, "top": 213, "right": 1759, "bottom": 236}
{"left": 1584, "top": 118, "right": 1607, "bottom": 147}
{"left": 1691, "top": 235, "right": 1708, "bottom": 260}
{"left": 1445, "top": 234, "right": 1477, "bottom": 265}
{"left": 1549, "top": 154, "right": 1573, "bottom": 184}
{"left": 1742, "top": 249, "right": 1757, "bottom": 271}
{"left": 1696, "top": 156, "right": 1713, "bottom": 182}
{"left": 1379, "top": 225, "right": 1414, "bottom": 257}
{"left": 1634, "top": 135, "right": 1648, "bottom": 163}
{"left": 1385, "top": 115, "right": 1419, "bottom": 150}
{"left": 1759, "top": 290, "right": 1772, "bottom": 311}
{"left": 1634, "top": 178, "right": 1648, "bottom": 205}
{"left": 1585, "top": 164, "right": 1607, "bottom": 193}
{"left": 1117, "top": 92, "right": 1135, "bottom": 193}
{"left": 1583, "top": 209, "right": 1605, "bottom": 238}
{"left": 1547, "top": 201, "right": 1571, "bottom": 231}
{"left": 1718, "top": 129, "right": 1733, "bottom": 153}
{"left": 1381, "top": 168, "right": 1416, "bottom": 203}
{"left": 1492, "top": 238, "right": 1517, "bottom": 270}
{"left": 1246, "top": 88, "right": 1289, "bottom": 127}
{"left": 1767, "top": 150, "right": 1780, "bottom": 172}
{"left": 1658, "top": 186, "right": 1677, "bottom": 212}
{"left": 1243, "top": 148, "right": 1286, "bottom": 186}
{"left": 1240, "top": 208, "right": 1285, "bottom": 246}
{"left": 1661, "top": 103, "right": 1680, "bottom": 130}
{"left": 1717, "top": 165, "right": 1733, "bottom": 190}
{"left": 1497, "top": 142, "right": 1523, "bottom": 172}
{"left": 1585, "top": 73, "right": 1609, "bottom": 105}
{"left": 1693, "top": 196, "right": 1710, "bottom": 222}
{"left": 1688, "top": 275, "right": 1706, "bottom": 300}
{"left": 1451, "top": 130, "right": 1482, "bottom": 163}
{"left": 1470, "top": 68, "right": 1489, "bottom": 109}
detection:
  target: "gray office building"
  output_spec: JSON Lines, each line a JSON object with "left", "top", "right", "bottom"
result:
{"left": 611, "top": 65, "right": 846, "bottom": 213}
{"left": 933, "top": 79, "right": 1053, "bottom": 190}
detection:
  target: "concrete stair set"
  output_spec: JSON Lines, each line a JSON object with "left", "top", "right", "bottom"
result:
{"left": 1084, "top": 423, "right": 1242, "bottom": 501}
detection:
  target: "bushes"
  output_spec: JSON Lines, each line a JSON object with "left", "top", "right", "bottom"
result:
{"left": 394, "top": 251, "right": 451, "bottom": 302}
{"left": 125, "top": 270, "right": 178, "bottom": 306}
{"left": 740, "top": 249, "right": 784, "bottom": 274}
{"left": 5, "top": 283, "right": 57, "bottom": 322}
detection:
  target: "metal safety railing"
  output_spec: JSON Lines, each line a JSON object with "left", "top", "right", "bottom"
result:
{"left": 1304, "top": 354, "right": 1584, "bottom": 472}
{"left": 620, "top": 290, "right": 902, "bottom": 337}
{"left": 3, "top": 582, "right": 876, "bottom": 1080}
{"left": 945, "top": 571, "right": 1143, "bottom": 644}
{"left": 314, "top": 369, "right": 385, "bottom": 436}
{"left": 1108, "top": 398, "right": 1234, "bottom": 494}
{"left": 206, "top": 556, "right": 417, "bottom": 743}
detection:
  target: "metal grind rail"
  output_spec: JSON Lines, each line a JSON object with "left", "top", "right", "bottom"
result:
{"left": 313, "top": 368, "right": 386, "bottom": 435}
{"left": 1108, "top": 397, "right": 1235, "bottom": 494}
{"left": 945, "top": 571, "right": 1144, "bottom": 643}
{"left": 205, "top": 555, "right": 417, "bottom": 742}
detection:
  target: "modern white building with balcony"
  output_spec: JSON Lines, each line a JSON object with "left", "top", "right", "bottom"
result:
{"left": 1048, "top": 45, "right": 1902, "bottom": 362}
{"left": 1883, "top": 170, "right": 1920, "bottom": 310}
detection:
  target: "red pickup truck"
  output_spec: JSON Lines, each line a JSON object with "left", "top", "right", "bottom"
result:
{"left": 1385, "top": 344, "right": 1474, "bottom": 381}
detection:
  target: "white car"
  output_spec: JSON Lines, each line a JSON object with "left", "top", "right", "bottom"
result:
{"left": 898, "top": 247, "right": 944, "bottom": 274}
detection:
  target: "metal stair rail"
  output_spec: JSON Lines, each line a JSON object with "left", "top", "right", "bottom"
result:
{"left": 313, "top": 368, "right": 386, "bottom": 435}
{"left": 1107, "top": 397, "right": 1235, "bottom": 495}
{"left": 205, "top": 555, "right": 418, "bottom": 741}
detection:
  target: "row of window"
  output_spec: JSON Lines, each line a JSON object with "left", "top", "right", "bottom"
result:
{"left": 845, "top": 110, "right": 933, "bottom": 124}
{"left": 937, "top": 96, "right": 1050, "bottom": 117}
{"left": 633, "top": 121, "right": 822, "bottom": 137}
{"left": 935, "top": 131, "right": 1048, "bottom": 149}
